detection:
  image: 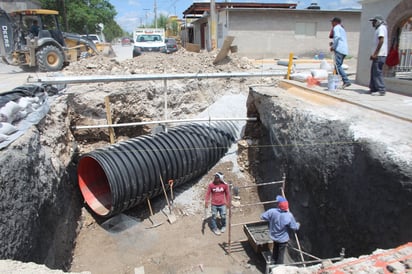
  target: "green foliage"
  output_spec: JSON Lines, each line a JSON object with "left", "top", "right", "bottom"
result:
{"left": 156, "top": 13, "right": 168, "bottom": 29}
{"left": 39, "top": 0, "right": 123, "bottom": 42}
{"left": 170, "top": 21, "right": 179, "bottom": 36}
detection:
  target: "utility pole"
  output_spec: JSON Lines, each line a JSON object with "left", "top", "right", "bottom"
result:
{"left": 210, "top": 0, "right": 217, "bottom": 50}
{"left": 154, "top": 0, "right": 158, "bottom": 29}
{"left": 144, "top": 8, "right": 150, "bottom": 27}
{"left": 60, "top": 0, "right": 68, "bottom": 31}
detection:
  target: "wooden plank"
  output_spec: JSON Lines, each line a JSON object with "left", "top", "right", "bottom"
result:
{"left": 185, "top": 43, "right": 200, "bottom": 53}
{"left": 104, "top": 96, "right": 115, "bottom": 144}
{"left": 213, "top": 36, "right": 235, "bottom": 65}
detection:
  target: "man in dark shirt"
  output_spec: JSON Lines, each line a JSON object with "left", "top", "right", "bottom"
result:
{"left": 30, "top": 20, "right": 39, "bottom": 36}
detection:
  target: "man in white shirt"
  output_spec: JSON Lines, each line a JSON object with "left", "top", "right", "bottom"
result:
{"left": 369, "top": 15, "right": 388, "bottom": 96}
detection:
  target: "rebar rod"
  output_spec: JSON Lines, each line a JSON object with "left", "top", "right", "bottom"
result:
{"left": 282, "top": 256, "right": 344, "bottom": 267}
{"left": 234, "top": 200, "right": 277, "bottom": 208}
{"left": 288, "top": 246, "right": 321, "bottom": 260}
{"left": 235, "top": 180, "right": 284, "bottom": 189}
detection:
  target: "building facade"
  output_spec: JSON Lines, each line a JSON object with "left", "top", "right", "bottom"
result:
{"left": 183, "top": 3, "right": 361, "bottom": 59}
{"left": 0, "top": 0, "right": 41, "bottom": 12}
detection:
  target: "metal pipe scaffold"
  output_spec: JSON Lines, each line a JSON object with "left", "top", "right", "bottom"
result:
{"left": 72, "top": 117, "right": 258, "bottom": 130}
{"left": 28, "top": 71, "right": 286, "bottom": 84}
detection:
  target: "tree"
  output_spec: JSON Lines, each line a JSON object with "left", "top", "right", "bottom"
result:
{"left": 153, "top": 13, "right": 168, "bottom": 29}
{"left": 39, "top": 0, "right": 123, "bottom": 42}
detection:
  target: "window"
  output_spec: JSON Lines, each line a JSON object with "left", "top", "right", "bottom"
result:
{"left": 295, "top": 22, "right": 317, "bottom": 37}
{"left": 395, "top": 16, "right": 412, "bottom": 79}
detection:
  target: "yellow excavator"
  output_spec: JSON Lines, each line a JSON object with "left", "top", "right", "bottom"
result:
{"left": 0, "top": 8, "right": 115, "bottom": 72}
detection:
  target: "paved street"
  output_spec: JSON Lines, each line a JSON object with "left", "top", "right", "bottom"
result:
{"left": 0, "top": 44, "right": 132, "bottom": 94}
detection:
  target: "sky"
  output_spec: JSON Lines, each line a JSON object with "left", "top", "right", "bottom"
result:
{"left": 109, "top": 0, "right": 362, "bottom": 33}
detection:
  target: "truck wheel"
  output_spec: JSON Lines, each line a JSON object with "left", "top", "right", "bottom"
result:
{"left": 36, "top": 45, "right": 64, "bottom": 72}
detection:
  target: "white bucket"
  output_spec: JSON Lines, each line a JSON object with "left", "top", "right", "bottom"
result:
{"left": 327, "top": 74, "right": 340, "bottom": 91}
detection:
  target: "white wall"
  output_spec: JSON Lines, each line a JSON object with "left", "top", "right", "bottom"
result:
{"left": 224, "top": 9, "right": 360, "bottom": 59}
{"left": 0, "top": 0, "right": 41, "bottom": 12}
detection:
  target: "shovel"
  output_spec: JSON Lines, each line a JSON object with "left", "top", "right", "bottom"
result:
{"left": 160, "top": 175, "right": 177, "bottom": 224}
{"left": 168, "top": 179, "right": 174, "bottom": 206}
{"left": 146, "top": 197, "right": 163, "bottom": 229}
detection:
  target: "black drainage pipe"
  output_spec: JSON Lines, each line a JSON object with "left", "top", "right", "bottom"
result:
{"left": 77, "top": 121, "right": 240, "bottom": 217}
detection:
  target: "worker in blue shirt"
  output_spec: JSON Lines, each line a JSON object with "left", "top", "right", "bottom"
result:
{"left": 261, "top": 195, "right": 300, "bottom": 264}
{"left": 330, "top": 17, "right": 351, "bottom": 89}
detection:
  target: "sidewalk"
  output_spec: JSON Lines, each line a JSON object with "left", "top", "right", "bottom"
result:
{"left": 280, "top": 79, "right": 412, "bottom": 123}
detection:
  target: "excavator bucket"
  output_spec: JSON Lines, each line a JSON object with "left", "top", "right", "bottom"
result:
{"left": 95, "top": 42, "right": 116, "bottom": 58}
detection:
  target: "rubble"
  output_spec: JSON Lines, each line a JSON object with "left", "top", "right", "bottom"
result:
{"left": 63, "top": 48, "right": 255, "bottom": 76}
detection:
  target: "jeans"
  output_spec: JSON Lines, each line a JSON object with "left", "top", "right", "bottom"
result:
{"left": 272, "top": 242, "right": 288, "bottom": 264}
{"left": 210, "top": 204, "right": 226, "bottom": 230}
{"left": 334, "top": 52, "right": 350, "bottom": 85}
{"left": 369, "top": 56, "right": 386, "bottom": 92}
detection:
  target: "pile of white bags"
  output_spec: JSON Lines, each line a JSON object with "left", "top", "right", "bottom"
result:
{"left": 0, "top": 84, "right": 54, "bottom": 149}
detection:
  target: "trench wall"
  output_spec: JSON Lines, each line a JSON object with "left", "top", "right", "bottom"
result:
{"left": 245, "top": 88, "right": 412, "bottom": 258}
{"left": 0, "top": 96, "right": 81, "bottom": 270}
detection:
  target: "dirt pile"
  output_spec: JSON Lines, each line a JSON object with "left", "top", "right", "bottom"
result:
{"left": 63, "top": 48, "right": 255, "bottom": 76}
{"left": 64, "top": 50, "right": 277, "bottom": 150}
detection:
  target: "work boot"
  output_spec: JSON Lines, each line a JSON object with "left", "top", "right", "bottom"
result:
{"left": 213, "top": 228, "right": 221, "bottom": 236}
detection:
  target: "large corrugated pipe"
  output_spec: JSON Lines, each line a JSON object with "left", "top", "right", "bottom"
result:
{"left": 77, "top": 121, "right": 240, "bottom": 217}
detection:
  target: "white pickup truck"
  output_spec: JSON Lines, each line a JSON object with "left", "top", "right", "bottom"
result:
{"left": 132, "top": 28, "right": 166, "bottom": 57}
{"left": 81, "top": 34, "right": 103, "bottom": 44}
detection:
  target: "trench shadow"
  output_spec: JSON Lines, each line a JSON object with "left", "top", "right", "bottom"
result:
{"left": 218, "top": 240, "right": 267, "bottom": 273}
{"left": 81, "top": 198, "right": 149, "bottom": 234}
{"left": 201, "top": 216, "right": 211, "bottom": 235}
{"left": 201, "top": 215, "right": 226, "bottom": 235}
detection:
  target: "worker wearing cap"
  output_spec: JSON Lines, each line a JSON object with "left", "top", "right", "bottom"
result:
{"left": 369, "top": 15, "right": 388, "bottom": 96}
{"left": 329, "top": 17, "right": 351, "bottom": 89}
{"left": 261, "top": 195, "right": 300, "bottom": 264}
{"left": 205, "top": 172, "right": 230, "bottom": 236}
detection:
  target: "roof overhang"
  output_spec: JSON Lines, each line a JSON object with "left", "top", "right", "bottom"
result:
{"left": 183, "top": 2, "right": 297, "bottom": 18}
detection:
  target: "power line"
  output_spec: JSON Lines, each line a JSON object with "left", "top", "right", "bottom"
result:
{"left": 74, "top": 139, "right": 364, "bottom": 156}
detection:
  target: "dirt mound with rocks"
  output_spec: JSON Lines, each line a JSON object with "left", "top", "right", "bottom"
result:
{"left": 64, "top": 49, "right": 277, "bottom": 151}
{"left": 64, "top": 48, "right": 255, "bottom": 75}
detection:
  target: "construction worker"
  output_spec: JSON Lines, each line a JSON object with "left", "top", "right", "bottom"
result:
{"left": 261, "top": 195, "right": 300, "bottom": 264}
{"left": 30, "top": 20, "right": 39, "bottom": 36}
{"left": 329, "top": 17, "right": 351, "bottom": 89}
{"left": 205, "top": 172, "right": 230, "bottom": 236}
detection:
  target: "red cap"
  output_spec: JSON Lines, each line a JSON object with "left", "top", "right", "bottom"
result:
{"left": 278, "top": 201, "right": 289, "bottom": 211}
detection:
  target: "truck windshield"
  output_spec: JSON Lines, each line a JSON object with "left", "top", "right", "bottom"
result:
{"left": 136, "top": 34, "right": 162, "bottom": 42}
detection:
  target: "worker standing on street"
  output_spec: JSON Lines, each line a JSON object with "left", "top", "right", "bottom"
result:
{"left": 261, "top": 195, "right": 300, "bottom": 264}
{"left": 205, "top": 172, "right": 230, "bottom": 236}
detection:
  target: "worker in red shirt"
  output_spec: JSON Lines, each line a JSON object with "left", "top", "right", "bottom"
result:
{"left": 205, "top": 172, "right": 230, "bottom": 236}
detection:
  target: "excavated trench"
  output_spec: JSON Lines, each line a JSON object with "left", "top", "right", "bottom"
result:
{"left": 244, "top": 87, "right": 412, "bottom": 260}
{"left": 1, "top": 79, "right": 411, "bottom": 271}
